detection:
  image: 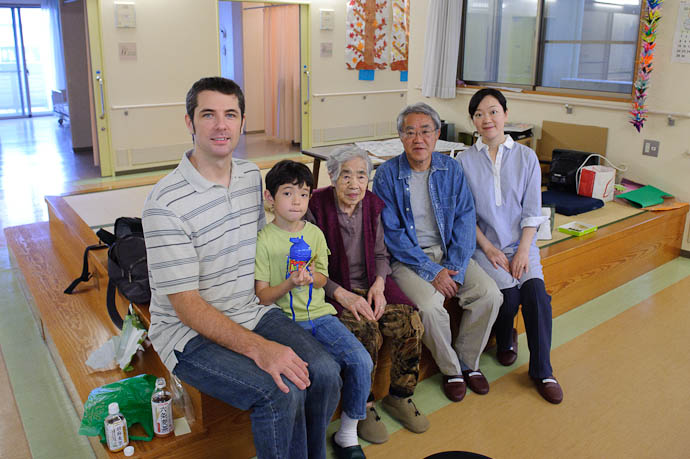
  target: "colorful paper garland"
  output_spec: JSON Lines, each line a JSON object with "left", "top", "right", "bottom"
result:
{"left": 630, "top": 0, "right": 664, "bottom": 132}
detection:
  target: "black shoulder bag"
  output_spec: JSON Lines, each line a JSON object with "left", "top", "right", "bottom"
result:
{"left": 64, "top": 217, "right": 150, "bottom": 329}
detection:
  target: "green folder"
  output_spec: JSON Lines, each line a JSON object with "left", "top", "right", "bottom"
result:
{"left": 617, "top": 185, "right": 672, "bottom": 208}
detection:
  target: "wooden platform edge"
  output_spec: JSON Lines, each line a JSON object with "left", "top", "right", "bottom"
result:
{"left": 2, "top": 222, "right": 252, "bottom": 459}
{"left": 540, "top": 206, "right": 688, "bottom": 319}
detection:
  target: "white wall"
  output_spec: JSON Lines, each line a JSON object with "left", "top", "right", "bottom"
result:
{"left": 97, "top": 0, "right": 219, "bottom": 171}
{"left": 306, "top": 0, "right": 408, "bottom": 144}
{"left": 408, "top": 0, "right": 690, "bottom": 251}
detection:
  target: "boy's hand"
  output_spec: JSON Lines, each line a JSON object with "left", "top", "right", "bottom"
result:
{"left": 289, "top": 265, "right": 313, "bottom": 287}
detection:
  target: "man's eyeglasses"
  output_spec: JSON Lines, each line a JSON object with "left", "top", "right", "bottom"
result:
{"left": 402, "top": 129, "right": 437, "bottom": 140}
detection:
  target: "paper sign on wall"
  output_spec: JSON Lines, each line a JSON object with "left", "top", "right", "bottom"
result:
{"left": 115, "top": 3, "right": 136, "bottom": 29}
{"left": 118, "top": 42, "right": 137, "bottom": 60}
{"left": 672, "top": 1, "right": 690, "bottom": 63}
{"left": 320, "top": 9, "right": 335, "bottom": 30}
{"left": 320, "top": 42, "right": 333, "bottom": 58}
{"left": 390, "top": 0, "right": 409, "bottom": 71}
{"left": 344, "top": 0, "right": 410, "bottom": 73}
{"left": 345, "top": 0, "right": 390, "bottom": 70}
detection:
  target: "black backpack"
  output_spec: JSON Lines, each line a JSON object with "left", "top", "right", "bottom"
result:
{"left": 64, "top": 217, "right": 150, "bottom": 329}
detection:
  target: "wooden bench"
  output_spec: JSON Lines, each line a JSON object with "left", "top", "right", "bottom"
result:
{"left": 5, "top": 190, "right": 686, "bottom": 458}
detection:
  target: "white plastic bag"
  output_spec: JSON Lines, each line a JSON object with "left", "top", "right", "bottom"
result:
{"left": 86, "top": 313, "right": 147, "bottom": 372}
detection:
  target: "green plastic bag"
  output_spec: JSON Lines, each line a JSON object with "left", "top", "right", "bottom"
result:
{"left": 78, "top": 374, "right": 156, "bottom": 442}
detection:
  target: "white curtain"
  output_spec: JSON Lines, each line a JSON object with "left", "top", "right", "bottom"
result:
{"left": 421, "top": 0, "right": 463, "bottom": 99}
{"left": 263, "top": 5, "right": 301, "bottom": 143}
{"left": 41, "top": 0, "right": 66, "bottom": 91}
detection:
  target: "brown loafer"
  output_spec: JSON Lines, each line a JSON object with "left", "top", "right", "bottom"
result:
{"left": 496, "top": 328, "right": 518, "bottom": 366}
{"left": 442, "top": 375, "right": 466, "bottom": 402}
{"left": 533, "top": 376, "right": 563, "bottom": 404}
{"left": 462, "top": 369, "right": 489, "bottom": 395}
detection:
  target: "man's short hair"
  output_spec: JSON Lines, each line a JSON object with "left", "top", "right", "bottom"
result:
{"left": 265, "top": 160, "right": 314, "bottom": 197}
{"left": 396, "top": 102, "right": 442, "bottom": 135}
{"left": 185, "top": 77, "right": 246, "bottom": 121}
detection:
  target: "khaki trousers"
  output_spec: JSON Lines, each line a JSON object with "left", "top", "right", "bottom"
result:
{"left": 391, "top": 246, "right": 501, "bottom": 376}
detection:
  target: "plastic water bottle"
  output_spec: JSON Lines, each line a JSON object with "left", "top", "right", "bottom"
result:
{"left": 286, "top": 236, "right": 312, "bottom": 291}
{"left": 104, "top": 402, "right": 129, "bottom": 452}
{"left": 151, "top": 377, "right": 174, "bottom": 437}
{"left": 171, "top": 374, "right": 196, "bottom": 425}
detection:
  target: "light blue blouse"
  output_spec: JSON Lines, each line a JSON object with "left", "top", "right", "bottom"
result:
{"left": 458, "top": 136, "right": 547, "bottom": 289}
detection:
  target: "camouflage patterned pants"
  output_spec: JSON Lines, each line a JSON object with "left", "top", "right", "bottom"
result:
{"left": 339, "top": 289, "right": 424, "bottom": 398}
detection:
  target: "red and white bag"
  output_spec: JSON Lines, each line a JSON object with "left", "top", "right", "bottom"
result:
{"left": 577, "top": 165, "right": 616, "bottom": 202}
{"left": 576, "top": 154, "right": 626, "bottom": 203}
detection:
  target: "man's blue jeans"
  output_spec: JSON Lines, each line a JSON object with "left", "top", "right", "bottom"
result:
{"left": 173, "top": 309, "right": 341, "bottom": 459}
{"left": 297, "top": 314, "right": 372, "bottom": 420}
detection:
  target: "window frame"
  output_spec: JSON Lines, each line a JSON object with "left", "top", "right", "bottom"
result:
{"left": 457, "top": 0, "right": 644, "bottom": 101}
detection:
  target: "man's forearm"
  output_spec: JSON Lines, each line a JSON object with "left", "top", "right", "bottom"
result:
{"left": 168, "top": 290, "right": 269, "bottom": 361}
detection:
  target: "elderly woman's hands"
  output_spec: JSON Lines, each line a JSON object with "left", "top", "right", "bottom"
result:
{"left": 334, "top": 286, "right": 376, "bottom": 321}
{"left": 367, "top": 276, "right": 387, "bottom": 320}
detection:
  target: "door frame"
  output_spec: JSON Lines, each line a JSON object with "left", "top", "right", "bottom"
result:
{"left": 85, "top": 0, "right": 113, "bottom": 176}
{"left": 219, "top": 0, "right": 312, "bottom": 147}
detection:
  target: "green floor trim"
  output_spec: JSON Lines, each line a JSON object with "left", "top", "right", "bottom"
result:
{"left": 326, "top": 257, "right": 690, "bottom": 457}
{"left": 0, "top": 264, "right": 95, "bottom": 458}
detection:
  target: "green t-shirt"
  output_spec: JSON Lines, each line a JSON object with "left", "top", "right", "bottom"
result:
{"left": 255, "top": 221, "right": 336, "bottom": 321}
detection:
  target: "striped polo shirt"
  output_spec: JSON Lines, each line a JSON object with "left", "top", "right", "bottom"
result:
{"left": 142, "top": 150, "right": 275, "bottom": 372}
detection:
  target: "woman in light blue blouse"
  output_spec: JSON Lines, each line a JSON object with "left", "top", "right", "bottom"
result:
{"left": 458, "top": 88, "right": 563, "bottom": 404}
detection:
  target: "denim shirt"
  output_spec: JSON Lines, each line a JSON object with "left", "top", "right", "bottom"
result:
{"left": 372, "top": 151, "right": 476, "bottom": 284}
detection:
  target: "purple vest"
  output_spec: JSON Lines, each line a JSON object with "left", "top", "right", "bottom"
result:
{"left": 309, "top": 187, "right": 415, "bottom": 314}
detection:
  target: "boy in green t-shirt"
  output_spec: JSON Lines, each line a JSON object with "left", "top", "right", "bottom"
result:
{"left": 255, "top": 160, "right": 372, "bottom": 457}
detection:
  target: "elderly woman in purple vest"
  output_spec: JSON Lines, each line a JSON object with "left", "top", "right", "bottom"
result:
{"left": 307, "top": 146, "right": 427, "bottom": 444}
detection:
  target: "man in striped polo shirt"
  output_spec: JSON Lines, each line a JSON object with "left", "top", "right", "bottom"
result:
{"left": 142, "top": 77, "right": 341, "bottom": 459}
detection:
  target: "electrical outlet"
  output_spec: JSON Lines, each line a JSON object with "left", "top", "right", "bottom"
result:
{"left": 643, "top": 139, "right": 659, "bottom": 157}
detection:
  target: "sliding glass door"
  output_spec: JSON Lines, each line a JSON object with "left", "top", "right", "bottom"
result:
{"left": 0, "top": 6, "right": 54, "bottom": 119}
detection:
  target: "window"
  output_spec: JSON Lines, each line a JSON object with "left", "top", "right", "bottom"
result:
{"left": 459, "top": 0, "right": 642, "bottom": 97}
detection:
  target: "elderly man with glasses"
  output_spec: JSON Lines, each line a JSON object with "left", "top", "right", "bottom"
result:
{"left": 372, "top": 103, "right": 502, "bottom": 403}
